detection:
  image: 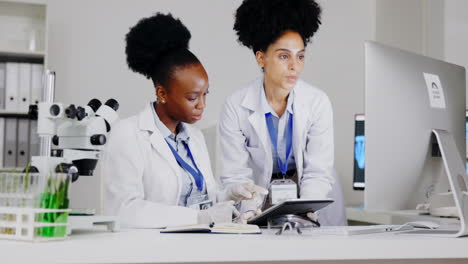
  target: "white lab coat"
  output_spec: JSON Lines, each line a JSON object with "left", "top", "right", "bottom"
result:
{"left": 102, "top": 103, "right": 218, "bottom": 228}
{"left": 219, "top": 78, "right": 335, "bottom": 200}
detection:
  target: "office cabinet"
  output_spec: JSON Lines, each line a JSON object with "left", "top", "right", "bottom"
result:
{"left": 0, "top": 1, "right": 46, "bottom": 170}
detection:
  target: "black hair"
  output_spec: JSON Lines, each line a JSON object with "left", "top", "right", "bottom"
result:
{"left": 125, "top": 13, "right": 200, "bottom": 88}
{"left": 233, "top": 0, "right": 322, "bottom": 53}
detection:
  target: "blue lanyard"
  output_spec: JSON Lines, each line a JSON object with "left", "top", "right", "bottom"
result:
{"left": 165, "top": 139, "right": 204, "bottom": 191}
{"left": 265, "top": 112, "right": 293, "bottom": 175}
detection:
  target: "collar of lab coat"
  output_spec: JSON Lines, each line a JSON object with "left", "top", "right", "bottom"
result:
{"left": 150, "top": 102, "right": 190, "bottom": 144}
{"left": 259, "top": 84, "right": 295, "bottom": 116}
{"left": 241, "top": 77, "right": 300, "bottom": 112}
{"left": 239, "top": 77, "right": 309, "bottom": 178}
{"left": 137, "top": 103, "right": 215, "bottom": 203}
{"left": 137, "top": 103, "right": 185, "bottom": 199}
{"left": 138, "top": 103, "right": 194, "bottom": 137}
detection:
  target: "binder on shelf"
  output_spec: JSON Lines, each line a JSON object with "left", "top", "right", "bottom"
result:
{"left": 4, "top": 118, "right": 18, "bottom": 168}
{"left": 0, "top": 118, "right": 4, "bottom": 167}
{"left": 17, "top": 118, "right": 30, "bottom": 168}
{"left": 29, "top": 120, "right": 39, "bottom": 157}
{"left": 18, "top": 63, "right": 32, "bottom": 113}
{"left": 30, "top": 64, "right": 43, "bottom": 105}
{"left": 5, "top": 62, "right": 19, "bottom": 112}
{"left": 0, "top": 63, "right": 5, "bottom": 110}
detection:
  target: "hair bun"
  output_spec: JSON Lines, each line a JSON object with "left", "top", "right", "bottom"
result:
{"left": 234, "top": 0, "right": 321, "bottom": 53}
{"left": 126, "top": 13, "right": 191, "bottom": 78}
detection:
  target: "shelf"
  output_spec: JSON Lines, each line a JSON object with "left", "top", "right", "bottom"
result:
{"left": 0, "top": 50, "right": 44, "bottom": 64}
{"left": 0, "top": 1, "right": 46, "bottom": 63}
{"left": 0, "top": 49, "right": 44, "bottom": 58}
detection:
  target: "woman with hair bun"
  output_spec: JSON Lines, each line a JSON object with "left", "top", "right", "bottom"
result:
{"left": 219, "top": 0, "right": 336, "bottom": 224}
{"left": 102, "top": 13, "right": 266, "bottom": 228}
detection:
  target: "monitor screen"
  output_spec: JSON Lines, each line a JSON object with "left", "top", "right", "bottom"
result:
{"left": 353, "top": 114, "right": 365, "bottom": 190}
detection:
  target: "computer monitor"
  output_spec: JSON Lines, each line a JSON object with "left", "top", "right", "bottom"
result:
{"left": 353, "top": 114, "right": 365, "bottom": 190}
{"left": 364, "top": 42, "right": 466, "bottom": 215}
{"left": 354, "top": 112, "right": 468, "bottom": 191}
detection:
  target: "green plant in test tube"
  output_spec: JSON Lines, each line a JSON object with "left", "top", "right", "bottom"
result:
{"left": 39, "top": 165, "right": 71, "bottom": 237}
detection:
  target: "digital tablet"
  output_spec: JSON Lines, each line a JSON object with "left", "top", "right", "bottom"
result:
{"left": 247, "top": 199, "right": 334, "bottom": 226}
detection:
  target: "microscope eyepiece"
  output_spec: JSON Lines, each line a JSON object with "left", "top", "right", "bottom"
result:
{"left": 105, "top": 99, "right": 119, "bottom": 111}
{"left": 87, "top": 98, "right": 102, "bottom": 113}
{"left": 50, "top": 104, "right": 61, "bottom": 116}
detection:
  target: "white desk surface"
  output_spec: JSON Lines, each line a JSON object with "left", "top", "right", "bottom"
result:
{"left": 2, "top": 228, "right": 468, "bottom": 264}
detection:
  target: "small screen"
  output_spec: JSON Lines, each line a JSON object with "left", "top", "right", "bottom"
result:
{"left": 353, "top": 114, "right": 365, "bottom": 190}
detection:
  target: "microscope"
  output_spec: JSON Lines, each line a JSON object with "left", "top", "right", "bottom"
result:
{"left": 24, "top": 70, "right": 121, "bottom": 233}
{"left": 30, "top": 98, "right": 119, "bottom": 182}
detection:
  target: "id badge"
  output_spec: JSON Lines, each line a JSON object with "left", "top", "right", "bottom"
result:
{"left": 269, "top": 179, "right": 297, "bottom": 205}
{"left": 188, "top": 194, "right": 213, "bottom": 210}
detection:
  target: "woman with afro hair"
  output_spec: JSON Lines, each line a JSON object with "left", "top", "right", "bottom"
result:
{"left": 102, "top": 13, "right": 266, "bottom": 228}
{"left": 219, "top": 0, "right": 339, "bottom": 224}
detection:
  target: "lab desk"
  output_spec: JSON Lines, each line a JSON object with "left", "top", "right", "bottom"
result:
{"left": 2, "top": 228, "right": 468, "bottom": 264}
{"left": 346, "top": 207, "right": 461, "bottom": 226}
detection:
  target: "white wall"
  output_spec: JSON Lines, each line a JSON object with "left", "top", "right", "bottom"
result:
{"left": 444, "top": 0, "right": 468, "bottom": 105}
{"left": 374, "top": 0, "right": 444, "bottom": 59}
{"left": 306, "top": 0, "right": 376, "bottom": 206}
{"left": 376, "top": 0, "right": 425, "bottom": 55}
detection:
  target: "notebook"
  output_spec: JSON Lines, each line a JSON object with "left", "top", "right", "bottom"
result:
{"left": 160, "top": 223, "right": 261, "bottom": 234}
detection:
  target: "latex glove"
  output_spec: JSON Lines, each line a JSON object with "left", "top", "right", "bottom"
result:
{"left": 236, "top": 209, "right": 262, "bottom": 224}
{"left": 197, "top": 201, "right": 240, "bottom": 224}
{"left": 225, "top": 183, "right": 268, "bottom": 201}
{"left": 306, "top": 211, "right": 320, "bottom": 225}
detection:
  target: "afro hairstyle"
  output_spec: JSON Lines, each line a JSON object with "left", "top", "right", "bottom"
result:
{"left": 125, "top": 13, "right": 200, "bottom": 87}
{"left": 234, "top": 0, "right": 322, "bottom": 53}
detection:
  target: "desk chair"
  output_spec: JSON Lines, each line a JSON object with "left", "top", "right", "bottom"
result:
{"left": 317, "top": 169, "right": 347, "bottom": 226}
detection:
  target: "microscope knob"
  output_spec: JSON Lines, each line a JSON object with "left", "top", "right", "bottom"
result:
{"left": 28, "top": 104, "right": 38, "bottom": 120}
{"left": 90, "top": 134, "right": 106, "bottom": 145}
{"left": 76, "top": 106, "right": 87, "bottom": 121}
{"left": 52, "top": 135, "right": 59, "bottom": 146}
{"left": 65, "top": 104, "right": 77, "bottom": 119}
{"left": 55, "top": 163, "right": 79, "bottom": 182}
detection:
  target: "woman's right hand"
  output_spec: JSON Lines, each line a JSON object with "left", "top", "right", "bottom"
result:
{"left": 236, "top": 209, "right": 263, "bottom": 224}
{"left": 197, "top": 201, "right": 240, "bottom": 224}
{"left": 225, "top": 183, "right": 268, "bottom": 201}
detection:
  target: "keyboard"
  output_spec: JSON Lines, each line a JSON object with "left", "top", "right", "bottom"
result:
{"left": 304, "top": 225, "right": 414, "bottom": 236}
